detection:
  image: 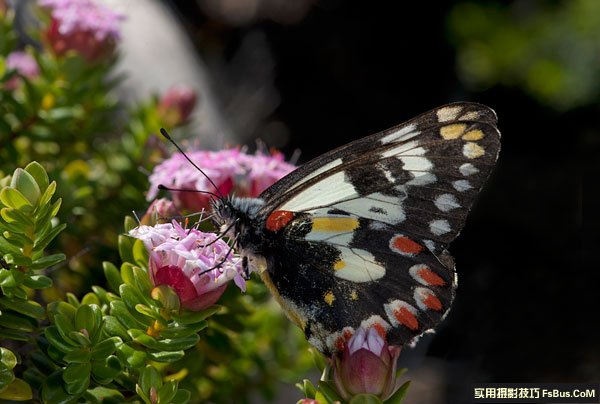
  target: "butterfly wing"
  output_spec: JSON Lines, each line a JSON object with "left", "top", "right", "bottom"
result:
{"left": 256, "top": 102, "right": 500, "bottom": 353}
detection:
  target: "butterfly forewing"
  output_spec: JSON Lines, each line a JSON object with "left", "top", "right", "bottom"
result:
{"left": 247, "top": 103, "right": 500, "bottom": 353}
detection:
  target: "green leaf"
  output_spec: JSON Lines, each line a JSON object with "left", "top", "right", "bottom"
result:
{"left": 9, "top": 169, "right": 40, "bottom": 206}
{"left": 116, "top": 343, "right": 147, "bottom": 369}
{"left": 24, "top": 162, "right": 49, "bottom": 195}
{"left": 139, "top": 365, "right": 162, "bottom": 394}
{"left": 158, "top": 321, "right": 207, "bottom": 339}
{"left": 0, "top": 328, "right": 29, "bottom": 342}
{"left": 74, "top": 304, "right": 101, "bottom": 337}
{"left": 0, "top": 362, "right": 14, "bottom": 391}
{"left": 81, "top": 292, "right": 101, "bottom": 306}
{"left": 0, "top": 378, "right": 33, "bottom": 401}
{"left": 0, "top": 188, "right": 32, "bottom": 209}
{"left": 0, "top": 348, "right": 17, "bottom": 370}
{"left": 128, "top": 329, "right": 159, "bottom": 349}
{"left": 385, "top": 381, "right": 410, "bottom": 404}
{"left": 102, "top": 261, "right": 122, "bottom": 293}
{"left": 146, "top": 350, "right": 185, "bottom": 363}
{"left": 90, "top": 356, "right": 121, "bottom": 384}
{"left": 63, "top": 348, "right": 92, "bottom": 364}
{"left": 124, "top": 216, "right": 137, "bottom": 232}
{"left": 0, "top": 311, "right": 37, "bottom": 332}
{"left": 171, "top": 389, "right": 191, "bottom": 404}
{"left": 102, "top": 315, "right": 131, "bottom": 341}
{"left": 1, "top": 206, "right": 34, "bottom": 225}
{"left": 41, "top": 370, "right": 77, "bottom": 404}
{"left": 0, "top": 269, "right": 17, "bottom": 287}
{"left": 82, "top": 386, "right": 124, "bottom": 404}
{"left": 110, "top": 299, "right": 151, "bottom": 329}
{"left": 298, "top": 379, "right": 317, "bottom": 398}
{"left": 349, "top": 394, "right": 384, "bottom": 404}
{"left": 158, "top": 381, "right": 178, "bottom": 403}
{"left": 30, "top": 351, "right": 58, "bottom": 374}
{"left": 118, "top": 234, "right": 135, "bottom": 264}
{"left": 47, "top": 301, "right": 76, "bottom": 322}
{"left": 310, "top": 347, "right": 327, "bottom": 373}
{"left": 0, "top": 235, "right": 22, "bottom": 256}
{"left": 33, "top": 222, "right": 66, "bottom": 252}
{"left": 172, "top": 305, "right": 222, "bottom": 325}
{"left": 37, "top": 181, "right": 57, "bottom": 208}
{"left": 63, "top": 362, "right": 91, "bottom": 395}
{"left": 132, "top": 265, "right": 153, "bottom": 295}
{"left": 0, "top": 297, "right": 45, "bottom": 319}
{"left": 45, "top": 326, "right": 76, "bottom": 353}
{"left": 135, "top": 304, "right": 162, "bottom": 321}
{"left": 90, "top": 337, "right": 122, "bottom": 360}
{"left": 53, "top": 313, "right": 76, "bottom": 343}
{"left": 29, "top": 253, "right": 65, "bottom": 270}
{"left": 120, "top": 284, "right": 151, "bottom": 313}
{"left": 22, "top": 274, "right": 53, "bottom": 289}
{"left": 68, "top": 331, "right": 91, "bottom": 346}
{"left": 318, "top": 380, "right": 343, "bottom": 404}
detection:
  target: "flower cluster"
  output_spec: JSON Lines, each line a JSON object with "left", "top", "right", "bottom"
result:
{"left": 129, "top": 220, "right": 245, "bottom": 311}
{"left": 39, "top": 0, "right": 125, "bottom": 61}
{"left": 147, "top": 148, "right": 296, "bottom": 210}
{"left": 157, "top": 85, "right": 199, "bottom": 127}
{"left": 5, "top": 51, "right": 39, "bottom": 90}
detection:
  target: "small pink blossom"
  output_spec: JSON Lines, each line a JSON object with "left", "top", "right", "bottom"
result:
{"left": 332, "top": 327, "right": 403, "bottom": 400}
{"left": 5, "top": 51, "right": 39, "bottom": 90}
{"left": 147, "top": 148, "right": 295, "bottom": 211}
{"left": 158, "top": 86, "right": 198, "bottom": 127}
{"left": 39, "top": 0, "right": 124, "bottom": 61}
{"left": 129, "top": 220, "right": 244, "bottom": 311}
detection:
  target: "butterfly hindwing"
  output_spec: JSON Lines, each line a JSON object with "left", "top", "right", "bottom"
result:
{"left": 219, "top": 102, "right": 500, "bottom": 354}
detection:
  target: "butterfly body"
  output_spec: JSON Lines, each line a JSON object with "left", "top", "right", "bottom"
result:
{"left": 212, "top": 103, "right": 500, "bottom": 354}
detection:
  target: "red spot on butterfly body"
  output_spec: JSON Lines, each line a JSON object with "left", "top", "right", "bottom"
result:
{"left": 266, "top": 210, "right": 295, "bottom": 232}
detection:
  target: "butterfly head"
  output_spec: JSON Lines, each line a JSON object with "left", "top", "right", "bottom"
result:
{"left": 211, "top": 196, "right": 265, "bottom": 239}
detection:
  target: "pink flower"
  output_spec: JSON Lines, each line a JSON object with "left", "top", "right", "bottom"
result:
{"left": 147, "top": 148, "right": 295, "bottom": 211}
{"left": 157, "top": 86, "right": 198, "bottom": 127}
{"left": 129, "top": 220, "right": 245, "bottom": 311}
{"left": 39, "top": 0, "right": 124, "bottom": 62}
{"left": 5, "top": 51, "right": 39, "bottom": 90}
{"left": 332, "top": 327, "right": 403, "bottom": 400}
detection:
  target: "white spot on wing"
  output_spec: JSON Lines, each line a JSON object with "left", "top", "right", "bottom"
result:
{"left": 333, "top": 247, "right": 385, "bottom": 282}
{"left": 380, "top": 124, "right": 419, "bottom": 144}
{"left": 429, "top": 219, "right": 451, "bottom": 236}
{"left": 452, "top": 180, "right": 473, "bottom": 192}
{"left": 434, "top": 193, "right": 460, "bottom": 212}
{"left": 423, "top": 239, "right": 436, "bottom": 252}
{"left": 287, "top": 158, "right": 343, "bottom": 192}
{"left": 459, "top": 163, "right": 479, "bottom": 176}
{"left": 414, "top": 287, "right": 438, "bottom": 311}
{"left": 436, "top": 106, "right": 462, "bottom": 122}
{"left": 330, "top": 193, "right": 406, "bottom": 224}
{"left": 409, "top": 264, "right": 430, "bottom": 285}
{"left": 281, "top": 171, "right": 356, "bottom": 211}
{"left": 399, "top": 155, "right": 433, "bottom": 173}
{"left": 407, "top": 172, "right": 437, "bottom": 186}
{"left": 360, "top": 315, "right": 391, "bottom": 332}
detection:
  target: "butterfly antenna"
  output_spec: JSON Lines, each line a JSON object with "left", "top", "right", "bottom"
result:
{"left": 196, "top": 233, "right": 239, "bottom": 276}
{"left": 199, "top": 218, "right": 238, "bottom": 248}
{"left": 159, "top": 128, "right": 224, "bottom": 198}
{"left": 157, "top": 184, "right": 221, "bottom": 200}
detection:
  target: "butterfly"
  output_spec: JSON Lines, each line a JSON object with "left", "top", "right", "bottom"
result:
{"left": 211, "top": 102, "right": 500, "bottom": 354}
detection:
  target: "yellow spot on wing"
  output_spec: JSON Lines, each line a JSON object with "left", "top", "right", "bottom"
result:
{"left": 440, "top": 123, "right": 467, "bottom": 140}
{"left": 462, "top": 129, "right": 484, "bottom": 141}
{"left": 333, "top": 260, "right": 346, "bottom": 271}
{"left": 324, "top": 291, "right": 335, "bottom": 306}
{"left": 350, "top": 290, "right": 359, "bottom": 301}
{"left": 463, "top": 142, "right": 485, "bottom": 159}
{"left": 312, "top": 217, "right": 360, "bottom": 232}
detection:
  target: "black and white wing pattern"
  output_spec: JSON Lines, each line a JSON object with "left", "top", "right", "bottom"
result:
{"left": 249, "top": 103, "right": 500, "bottom": 354}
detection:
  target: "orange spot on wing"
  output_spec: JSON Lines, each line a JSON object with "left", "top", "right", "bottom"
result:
{"left": 423, "top": 293, "right": 443, "bottom": 311}
{"left": 392, "top": 236, "right": 423, "bottom": 254}
{"left": 372, "top": 323, "right": 387, "bottom": 338}
{"left": 335, "top": 336, "right": 346, "bottom": 352}
{"left": 418, "top": 268, "right": 446, "bottom": 286}
{"left": 342, "top": 329, "right": 353, "bottom": 341}
{"left": 394, "top": 307, "right": 419, "bottom": 330}
{"left": 266, "top": 210, "right": 294, "bottom": 232}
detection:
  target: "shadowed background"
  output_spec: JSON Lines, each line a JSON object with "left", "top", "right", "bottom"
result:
{"left": 163, "top": 0, "right": 599, "bottom": 402}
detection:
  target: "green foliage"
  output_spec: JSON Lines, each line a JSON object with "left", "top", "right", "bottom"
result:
{"left": 448, "top": 0, "right": 600, "bottom": 110}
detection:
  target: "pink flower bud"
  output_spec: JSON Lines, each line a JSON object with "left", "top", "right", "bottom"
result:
{"left": 332, "top": 327, "right": 402, "bottom": 400}
{"left": 39, "top": 0, "right": 124, "bottom": 62}
{"left": 157, "top": 86, "right": 198, "bottom": 127}
{"left": 5, "top": 51, "right": 39, "bottom": 90}
{"left": 140, "top": 198, "right": 178, "bottom": 225}
{"left": 129, "top": 221, "right": 245, "bottom": 311}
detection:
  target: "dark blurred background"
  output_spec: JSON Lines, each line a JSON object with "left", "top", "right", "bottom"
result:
{"left": 164, "top": 0, "right": 598, "bottom": 402}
